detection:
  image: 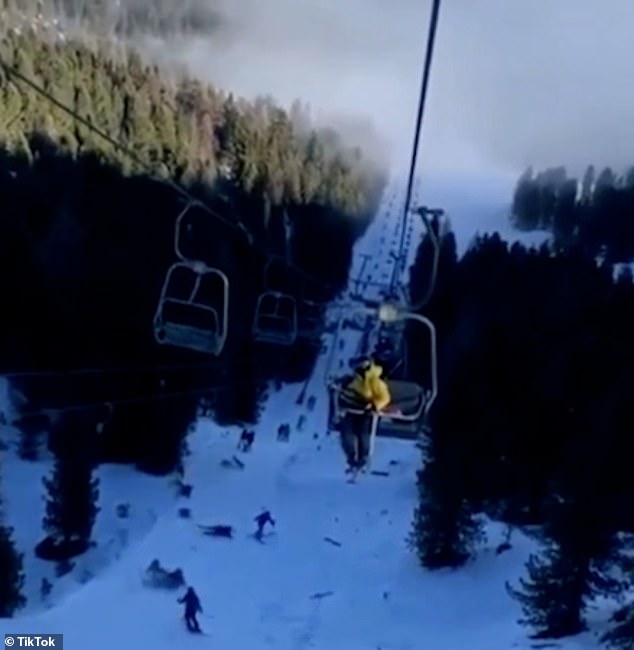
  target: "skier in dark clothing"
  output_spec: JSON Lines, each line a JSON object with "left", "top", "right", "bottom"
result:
{"left": 238, "top": 429, "right": 255, "bottom": 452}
{"left": 254, "top": 510, "right": 275, "bottom": 540}
{"left": 178, "top": 586, "right": 203, "bottom": 632}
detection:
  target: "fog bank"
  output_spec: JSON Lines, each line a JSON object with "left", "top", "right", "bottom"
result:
{"left": 136, "top": 0, "right": 634, "bottom": 177}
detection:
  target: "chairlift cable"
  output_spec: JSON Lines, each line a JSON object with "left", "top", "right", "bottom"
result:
{"left": 0, "top": 359, "right": 229, "bottom": 381}
{"left": 389, "top": 0, "right": 442, "bottom": 297}
{"left": 0, "top": 350, "right": 279, "bottom": 383}
{"left": 327, "top": 1, "right": 444, "bottom": 445}
{"left": 8, "top": 377, "right": 252, "bottom": 421}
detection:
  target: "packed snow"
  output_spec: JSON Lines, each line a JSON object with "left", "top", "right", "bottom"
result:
{"left": 2, "top": 177, "right": 605, "bottom": 649}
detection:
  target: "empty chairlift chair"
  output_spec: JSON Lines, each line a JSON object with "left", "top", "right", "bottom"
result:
{"left": 153, "top": 262, "right": 229, "bottom": 355}
{"left": 252, "top": 291, "right": 298, "bottom": 345}
{"left": 297, "top": 299, "right": 326, "bottom": 342}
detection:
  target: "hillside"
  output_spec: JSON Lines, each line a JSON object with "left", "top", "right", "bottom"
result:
{"left": 4, "top": 5, "right": 634, "bottom": 649}
{"left": 0, "top": 182, "right": 607, "bottom": 650}
{"left": 0, "top": 20, "right": 388, "bottom": 481}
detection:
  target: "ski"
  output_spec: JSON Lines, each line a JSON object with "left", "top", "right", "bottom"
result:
{"left": 346, "top": 465, "right": 370, "bottom": 483}
{"left": 248, "top": 532, "right": 276, "bottom": 543}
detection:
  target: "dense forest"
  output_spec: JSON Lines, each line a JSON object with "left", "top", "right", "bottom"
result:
{"left": 406, "top": 220, "right": 634, "bottom": 647}
{"left": 1, "top": 0, "right": 224, "bottom": 39}
{"left": 0, "top": 8, "right": 387, "bottom": 599}
{"left": 511, "top": 164, "right": 634, "bottom": 263}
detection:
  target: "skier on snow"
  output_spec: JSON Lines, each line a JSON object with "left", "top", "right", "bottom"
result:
{"left": 178, "top": 586, "right": 203, "bottom": 632}
{"left": 254, "top": 509, "right": 276, "bottom": 541}
{"left": 340, "top": 359, "right": 391, "bottom": 472}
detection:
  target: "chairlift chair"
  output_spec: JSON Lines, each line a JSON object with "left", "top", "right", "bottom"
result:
{"left": 252, "top": 291, "right": 298, "bottom": 345}
{"left": 153, "top": 262, "right": 229, "bottom": 355}
{"left": 297, "top": 299, "right": 326, "bottom": 342}
{"left": 328, "top": 312, "right": 432, "bottom": 444}
{"left": 328, "top": 378, "right": 426, "bottom": 441}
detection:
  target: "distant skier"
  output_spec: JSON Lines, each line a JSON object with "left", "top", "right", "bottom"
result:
{"left": 178, "top": 586, "right": 203, "bottom": 632}
{"left": 277, "top": 424, "right": 290, "bottom": 442}
{"left": 238, "top": 429, "right": 255, "bottom": 452}
{"left": 254, "top": 509, "right": 276, "bottom": 541}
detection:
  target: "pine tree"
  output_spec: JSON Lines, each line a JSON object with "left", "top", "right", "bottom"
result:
{"left": 42, "top": 413, "right": 99, "bottom": 552}
{"left": 552, "top": 178, "right": 578, "bottom": 247}
{"left": 42, "top": 457, "right": 99, "bottom": 545}
{"left": 0, "top": 469, "right": 25, "bottom": 616}
{"left": 595, "top": 166, "right": 616, "bottom": 196}
{"left": 0, "top": 524, "right": 25, "bottom": 616}
{"left": 17, "top": 426, "right": 39, "bottom": 461}
{"left": 511, "top": 167, "right": 540, "bottom": 230}
{"left": 508, "top": 495, "right": 627, "bottom": 639}
{"left": 580, "top": 163, "right": 594, "bottom": 198}
{"left": 507, "top": 542, "right": 587, "bottom": 638}
{"left": 409, "top": 441, "right": 485, "bottom": 569}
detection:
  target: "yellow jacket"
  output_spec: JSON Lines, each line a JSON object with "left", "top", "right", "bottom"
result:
{"left": 346, "top": 360, "right": 391, "bottom": 412}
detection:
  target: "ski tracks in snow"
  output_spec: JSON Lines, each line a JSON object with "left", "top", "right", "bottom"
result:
{"left": 257, "top": 598, "right": 324, "bottom": 650}
{"left": 291, "top": 597, "right": 323, "bottom": 649}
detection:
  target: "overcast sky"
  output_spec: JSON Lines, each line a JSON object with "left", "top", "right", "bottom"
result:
{"left": 142, "top": 0, "right": 634, "bottom": 178}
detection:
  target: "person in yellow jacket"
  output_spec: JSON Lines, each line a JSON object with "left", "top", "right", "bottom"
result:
{"left": 340, "top": 359, "right": 392, "bottom": 472}
{"left": 346, "top": 359, "right": 392, "bottom": 412}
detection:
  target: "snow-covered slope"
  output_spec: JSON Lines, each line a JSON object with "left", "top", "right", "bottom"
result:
{"left": 418, "top": 171, "right": 551, "bottom": 256}
{"left": 2, "top": 178, "right": 606, "bottom": 650}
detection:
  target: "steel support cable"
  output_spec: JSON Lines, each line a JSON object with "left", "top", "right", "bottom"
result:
{"left": 0, "top": 359, "right": 231, "bottom": 381}
{"left": 7, "top": 377, "right": 255, "bottom": 420}
{"left": 390, "top": 0, "right": 442, "bottom": 296}
{"left": 0, "top": 342, "right": 299, "bottom": 390}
